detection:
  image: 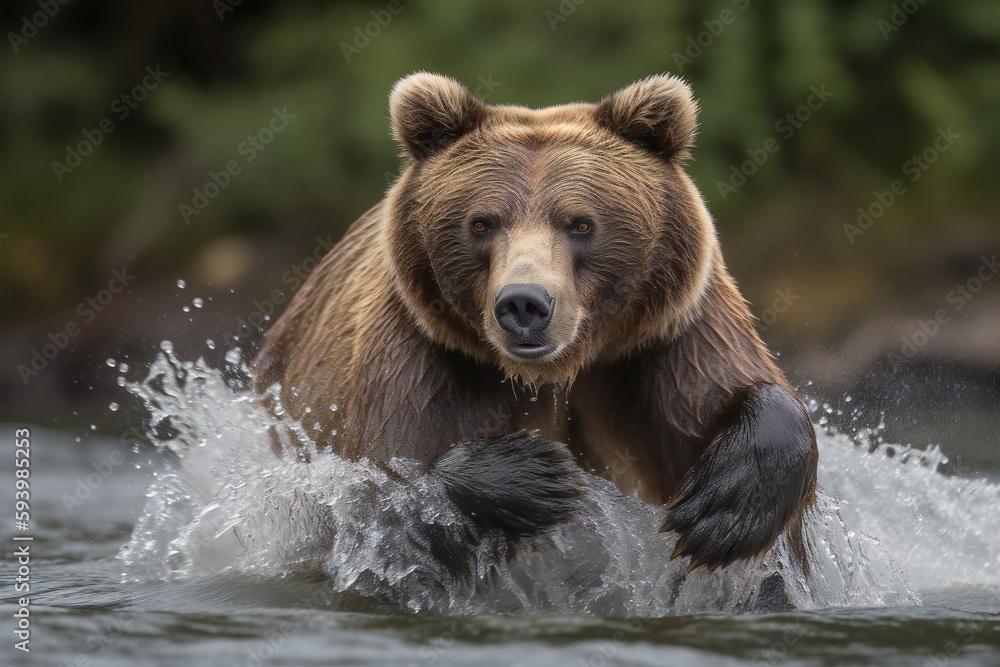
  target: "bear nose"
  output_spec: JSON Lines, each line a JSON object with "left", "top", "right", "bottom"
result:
{"left": 494, "top": 283, "right": 555, "bottom": 334}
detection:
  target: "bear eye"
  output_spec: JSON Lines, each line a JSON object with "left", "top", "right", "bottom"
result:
{"left": 570, "top": 217, "right": 594, "bottom": 235}
{"left": 470, "top": 216, "right": 493, "bottom": 235}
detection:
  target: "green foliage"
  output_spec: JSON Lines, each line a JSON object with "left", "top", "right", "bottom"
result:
{"left": 1, "top": 0, "right": 998, "bottom": 311}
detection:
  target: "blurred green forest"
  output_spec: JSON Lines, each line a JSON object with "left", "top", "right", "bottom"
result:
{"left": 2, "top": 0, "right": 999, "bottom": 425}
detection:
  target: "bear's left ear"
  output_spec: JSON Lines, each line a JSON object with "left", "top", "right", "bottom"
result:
{"left": 594, "top": 74, "right": 698, "bottom": 161}
{"left": 389, "top": 72, "right": 486, "bottom": 160}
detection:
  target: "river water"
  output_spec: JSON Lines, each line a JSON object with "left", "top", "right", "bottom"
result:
{"left": 2, "top": 348, "right": 999, "bottom": 666}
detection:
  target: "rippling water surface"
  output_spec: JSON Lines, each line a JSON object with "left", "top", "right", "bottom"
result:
{"left": 2, "top": 348, "right": 999, "bottom": 666}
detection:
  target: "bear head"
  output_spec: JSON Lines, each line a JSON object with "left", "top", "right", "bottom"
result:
{"left": 384, "top": 72, "right": 717, "bottom": 386}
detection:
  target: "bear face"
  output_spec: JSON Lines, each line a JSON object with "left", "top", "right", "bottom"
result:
{"left": 385, "top": 73, "right": 716, "bottom": 385}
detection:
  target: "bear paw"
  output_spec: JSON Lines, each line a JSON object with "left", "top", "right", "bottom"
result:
{"left": 432, "top": 431, "right": 588, "bottom": 538}
{"left": 660, "top": 383, "right": 816, "bottom": 572}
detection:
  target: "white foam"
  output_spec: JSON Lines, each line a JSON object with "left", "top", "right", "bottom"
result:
{"left": 118, "top": 348, "right": 998, "bottom": 614}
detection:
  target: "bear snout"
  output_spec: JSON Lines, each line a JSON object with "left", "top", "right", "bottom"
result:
{"left": 493, "top": 283, "right": 560, "bottom": 360}
{"left": 494, "top": 283, "right": 555, "bottom": 334}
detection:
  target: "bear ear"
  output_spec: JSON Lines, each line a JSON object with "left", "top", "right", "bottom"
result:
{"left": 389, "top": 72, "right": 486, "bottom": 160}
{"left": 594, "top": 74, "right": 698, "bottom": 161}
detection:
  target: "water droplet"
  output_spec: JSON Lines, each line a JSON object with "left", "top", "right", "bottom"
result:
{"left": 206, "top": 339, "right": 216, "bottom": 350}
{"left": 528, "top": 396, "right": 538, "bottom": 403}
{"left": 304, "top": 407, "right": 311, "bottom": 413}
{"left": 143, "top": 487, "right": 157, "bottom": 497}
{"left": 313, "top": 423, "right": 321, "bottom": 430}
{"left": 160, "top": 340, "right": 174, "bottom": 353}
{"left": 331, "top": 429, "right": 338, "bottom": 436}
{"left": 105, "top": 358, "right": 116, "bottom": 367}
{"left": 193, "top": 298, "right": 204, "bottom": 308}
{"left": 118, "top": 362, "right": 129, "bottom": 372}
{"left": 330, "top": 404, "right": 338, "bottom": 411}
{"left": 117, "top": 377, "right": 126, "bottom": 386}
{"left": 177, "top": 279, "right": 186, "bottom": 288}
{"left": 182, "top": 306, "right": 191, "bottom": 313}
{"left": 225, "top": 348, "right": 241, "bottom": 364}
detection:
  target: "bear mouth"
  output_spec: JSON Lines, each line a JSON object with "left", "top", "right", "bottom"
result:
{"left": 506, "top": 341, "right": 558, "bottom": 361}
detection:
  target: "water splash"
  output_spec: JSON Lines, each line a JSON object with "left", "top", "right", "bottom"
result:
{"left": 118, "top": 346, "right": 999, "bottom": 615}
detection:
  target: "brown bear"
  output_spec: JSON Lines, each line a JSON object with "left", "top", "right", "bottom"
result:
{"left": 252, "top": 72, "right": 818, "bottom": 575}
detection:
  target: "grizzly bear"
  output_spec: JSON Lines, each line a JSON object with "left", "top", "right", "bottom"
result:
{"left": 252, "top": 72, "right": 817, "bottom": 575}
